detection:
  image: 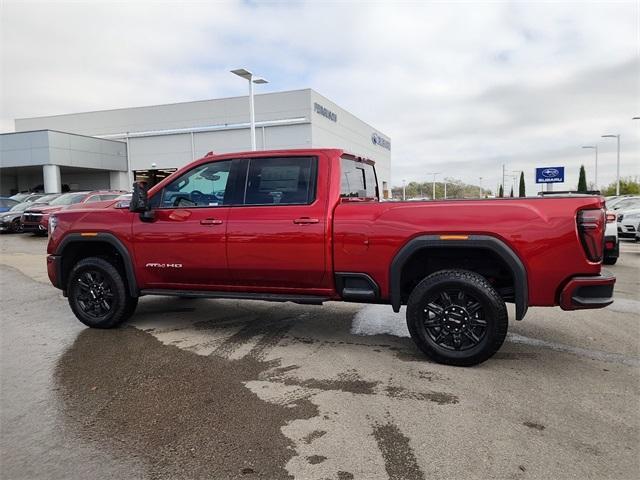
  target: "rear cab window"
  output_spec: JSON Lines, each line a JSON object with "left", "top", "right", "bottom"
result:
{"left": 340, "top": 157, "right": 378, "bottom": 200}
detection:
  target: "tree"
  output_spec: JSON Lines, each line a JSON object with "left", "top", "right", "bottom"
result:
{"left": 577, "top": 165, "right": 588, "bottom": 193}
{"left": 391, "top": 178, "right": 491, "bottom": 199}
{"left": 509, "top": 186, "right": 514, "bottom": 197}
{"left": 518, "top": 171, "right": 526, "bottom": 197}
{"left": 498, "top": 184, "right": 504, "bottom": 198}
{"left": 602, "top": 176, "right": 640, "bottom": 196}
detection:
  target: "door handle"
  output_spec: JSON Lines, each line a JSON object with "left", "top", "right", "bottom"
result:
{"left": 200, "top": 218, "right": 223, "bottom": 225}
{"left": 293, "top": 217, "right": 319, "bottom": 225}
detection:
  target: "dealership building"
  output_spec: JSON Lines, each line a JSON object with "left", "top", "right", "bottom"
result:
{"left": 0, "top": 89, "right": 391, "bottom": 197}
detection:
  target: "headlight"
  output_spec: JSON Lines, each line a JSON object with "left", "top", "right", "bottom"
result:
{"left": 49, "top": 215, "right": 58, "bottom": 235}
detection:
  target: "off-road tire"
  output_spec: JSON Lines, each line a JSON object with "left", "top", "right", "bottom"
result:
{"left": 67, "top": 257, "right": 137, "bottom": 328}
{"left": 406, "top": 269, "right": 508, "bottom": 366}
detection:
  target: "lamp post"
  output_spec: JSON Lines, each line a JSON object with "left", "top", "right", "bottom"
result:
{"left": 581, "top": 145, "right": 598, "bottom": 188}
{"left": 601, "top": 134, "right": 620, "bottom": 195}
{"left": 426, "top": 173, "right": 440, "bottom": 200}
{"left": 231, "top": 68, "right": 268, "bottom": 151}
{"left": 479, "top": 177, "right": 483, "bottom": 198}
{"left": 402, "top": 179, "right": 406, "bottom": 201}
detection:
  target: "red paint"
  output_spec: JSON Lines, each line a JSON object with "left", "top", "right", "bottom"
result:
{"left": 47, "top": 149, "right": 614, "bottom": 313}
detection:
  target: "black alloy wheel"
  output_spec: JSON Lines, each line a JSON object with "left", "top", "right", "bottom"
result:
{"left": 11, "top": 218, "right": 22, "bottom": 233}
{"left": 406, "top": 269, "right": 508, "bottom": 366}
{"left": 68, "top": 257, "right": 138, "bottom": 328}
{"left": 421, "top": 288, "right": 488, "bottom": 351}
{"left": 75, "top": 270, "right": 115, "bottom": 319}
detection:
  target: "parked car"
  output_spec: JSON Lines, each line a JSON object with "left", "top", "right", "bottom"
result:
{"left": 22, "top": 191, "right": 124, "bottom": 235}
{"left": 610, "top": 196, "right": 640, "bottom": 211}
{"left": 603, "top": 211, "right": 619, "bottom": 265}
{"left": 0, "top": 194, "right": 58, "bottom": 233}
{"left": 617, "top": 208, "right": 640, "bottom": 239}
{"left": 0, "top": 197, "right": 19, "bottom": 213}
{"left": 9, "top": 192, "right": 35, "bottom": 202}
{"left": 46, "top": 149, "right": 615, "bottom": 366}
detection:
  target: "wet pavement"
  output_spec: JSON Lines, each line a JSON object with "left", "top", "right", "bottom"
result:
{"left": 1, "top": 235, "right": 639, "bottom": 479}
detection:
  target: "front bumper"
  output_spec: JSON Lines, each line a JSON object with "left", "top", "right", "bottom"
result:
{"left": 22, "top": 222, "right": 47, "bottom": 233}
{"left": 618, "top": 223, "right": 637, "bottom": 238}
{"left": 559, "top": 271, "right": 615, "bottom": 310}
{"left": 47, "top": 254, "right": 62, "bottom": 289}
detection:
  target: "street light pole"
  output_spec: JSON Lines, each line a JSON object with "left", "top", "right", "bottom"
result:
{"left": 231, "top": 68, "right": 268, "bottom": 151}
{"left": 581, "top": 145, "right": 598, "bottom": 188}
{"left": 479, "top": 177, "right": 483, "bottom": 198}
{"left": 602, "top": 134, "right": 621, "bottom": 195}
{"left": 425, "top": 172, "right": 440, "bottom": 200}
{"left": 402, "top": 179, "right": 406, "bottom": 201}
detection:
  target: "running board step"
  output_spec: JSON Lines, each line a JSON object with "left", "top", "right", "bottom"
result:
{"left": 140, "top": 289, "right": 329, "bottom": 305}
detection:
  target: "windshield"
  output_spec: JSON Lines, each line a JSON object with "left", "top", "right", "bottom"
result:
{"left": 34, "top": 194, "right": 61, "bottom": 204}
{"left": 49, "top": 193, "right": 88, "bottom": 206}
{"left": 615, "top": 198, "right": 640, "bottom": 210}
{"left": 10, "top": 193, "right": 31, "bottom": 202}
{"left": 9, "top": 202, "right": 30, "bottom": 212}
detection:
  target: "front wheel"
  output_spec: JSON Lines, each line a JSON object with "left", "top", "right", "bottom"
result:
{"left": 406, "top": 269, "right": 508, "bottom": 366}
{"left": 67, "top": 257, "right": 138, "bottom": 328}
{"left": 11, "top": 218, "right": 23, "bottom": 233}
{"left": 603, "top": 257, "right": 618, "bottom": 265}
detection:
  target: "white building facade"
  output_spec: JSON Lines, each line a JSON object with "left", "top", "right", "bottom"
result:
{"left": 2, "top": 89, "right": 391, "bottom": 197}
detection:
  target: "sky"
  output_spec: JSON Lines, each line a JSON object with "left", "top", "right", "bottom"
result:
{"left": 1, "top": 0, "right": 639, "bottom": 194}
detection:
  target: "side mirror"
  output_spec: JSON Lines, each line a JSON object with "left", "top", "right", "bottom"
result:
{"left": 129, "top": 182, "right": 149, "bottom": 213}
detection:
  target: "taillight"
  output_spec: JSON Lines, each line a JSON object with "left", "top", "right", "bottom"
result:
{"left": 577, "top": 208, "right": 605, "bottom": 262}
{"left": 606, "top": 211, "right": 617, "bottom": 223}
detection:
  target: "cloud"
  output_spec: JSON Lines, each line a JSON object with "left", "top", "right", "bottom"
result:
{"left": 1, "top": 0, "right": 638, "bottom": 193}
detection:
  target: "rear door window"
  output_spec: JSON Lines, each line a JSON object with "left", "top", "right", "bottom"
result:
{"left": 242, "top": 157, "right": 317, "bottom": 205}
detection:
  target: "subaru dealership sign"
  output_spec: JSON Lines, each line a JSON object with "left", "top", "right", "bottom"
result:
{"left": 371, "top": 132, "right": 391, "bottom": 150}
{"left": 535, "top": 167, "right": 564, "bottom": 184}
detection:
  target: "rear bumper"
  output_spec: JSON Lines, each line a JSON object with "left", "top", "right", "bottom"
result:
{"left": 559, "top": 271, "right": 615, "bottom": 310}
{"left": 604, "top": 235, "right": 619, "bottom": 259}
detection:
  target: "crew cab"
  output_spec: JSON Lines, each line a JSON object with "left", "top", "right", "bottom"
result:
{"left": 46, "top": 149, "right": 615, "bottom": 366}
{"left": 22, "top": 190, "right": 123, "bottom": 235}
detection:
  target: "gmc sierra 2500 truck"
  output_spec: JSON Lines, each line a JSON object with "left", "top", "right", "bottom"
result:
{"left": 46, "top": 149, "right": 615, "bottom": 365}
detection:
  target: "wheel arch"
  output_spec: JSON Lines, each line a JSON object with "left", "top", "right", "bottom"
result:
{"left": 55, "top": 233, "right": 138, "bottom": 297}
{"left": 389, "top": 235, "right": 528, "bottom": 320}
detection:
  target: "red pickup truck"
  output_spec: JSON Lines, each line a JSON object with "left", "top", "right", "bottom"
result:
{"left": 46, "top": 149, "right": 615, "bottom": 365}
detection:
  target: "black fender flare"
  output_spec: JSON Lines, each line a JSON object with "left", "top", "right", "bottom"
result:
{"left": 389, "top": 235, "right": 528, "bottom": 320}
{"left": 55, "top": 232, "right": 139, "bottom": 297}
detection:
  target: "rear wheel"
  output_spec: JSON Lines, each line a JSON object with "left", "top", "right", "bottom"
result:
{"left": 67, "top": 257, "right": 138, "bottom": 328}
{"left": 406, "top": 269, "right": 508, "bottom": 366}
{"left": 603, "top": 257, "right": 618, "bottom": 265}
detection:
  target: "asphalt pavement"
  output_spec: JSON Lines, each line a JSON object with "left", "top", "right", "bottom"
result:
{"left": 1, "top": 234, "right": 638, "bottom": 480}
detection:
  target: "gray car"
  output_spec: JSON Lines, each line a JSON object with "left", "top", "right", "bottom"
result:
{"left": 0, "top": 194, "right": 60, "bottom": 233}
